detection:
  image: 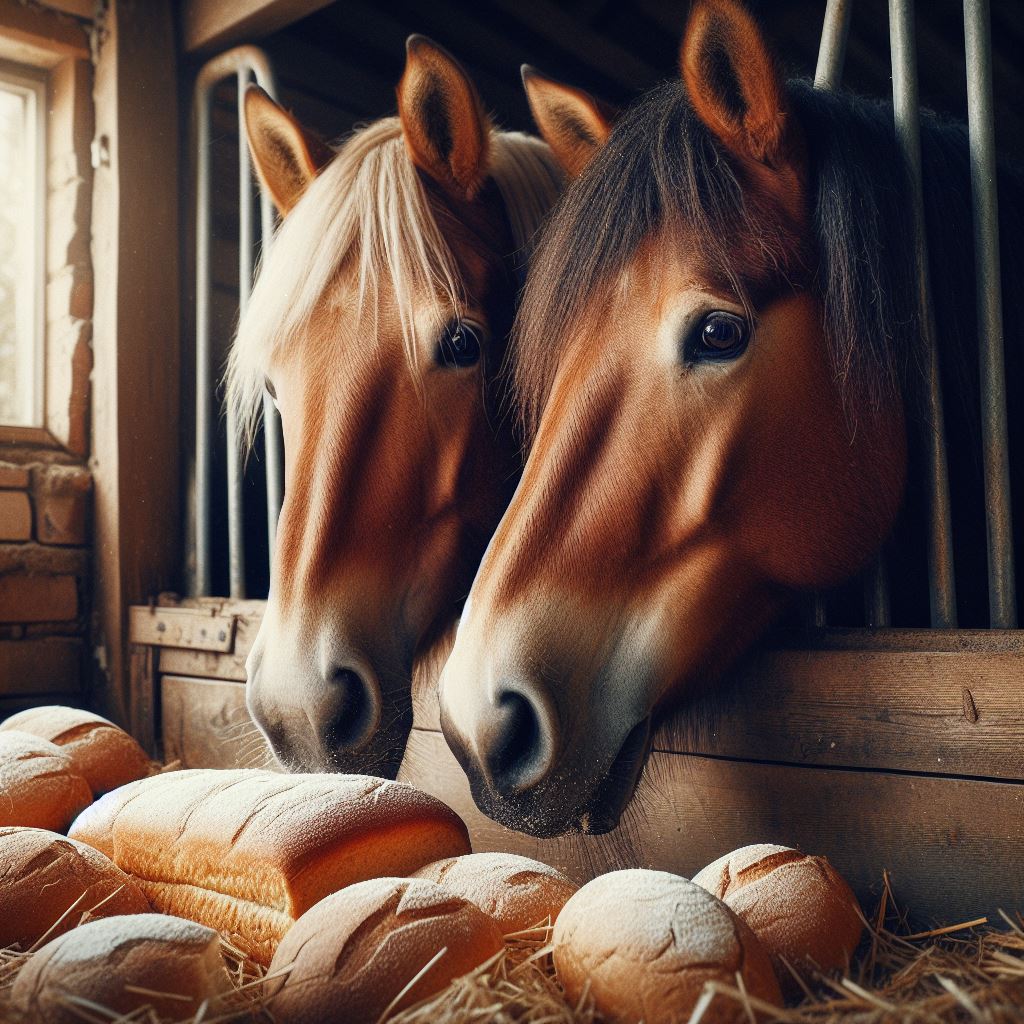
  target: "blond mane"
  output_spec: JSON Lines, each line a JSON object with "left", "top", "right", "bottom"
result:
{"left": 227, "top": 117, "right": 563, "bottom": 449}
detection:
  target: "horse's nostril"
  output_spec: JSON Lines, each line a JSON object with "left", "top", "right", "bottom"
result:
{"left": 482, "top": 686, "right": 557, "bottom": 797}
{"left": 322, "top": 666, "right": 380, "bottom": 752}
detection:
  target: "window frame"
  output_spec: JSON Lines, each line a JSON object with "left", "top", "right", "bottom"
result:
{"left": 0, "top": 57, "right": 47, "bottom": 431}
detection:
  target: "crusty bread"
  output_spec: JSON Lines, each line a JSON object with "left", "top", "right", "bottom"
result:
{"left": 267, "top": 877, "right": 504, "bottom": 1024}
{"left": 0, "top": 705, "right": 151, "bottom": 796}
{"left": 10, "top": 914, "right": 232, "bottom": 1023}
{"left": 68, "top": 768, "right": 471, "bottom": 965}
{"left": 0, "top": 731, "right": 92, "bottom": 832}
{"left": 0, "top": 827, "right": 150, "bottom": 951}
{"left": 412, "top": 851, "right": 578, "bottom": 933}
{"left": 692, "top": 844, "right": 863, "bottom": 991}
{"left": 553, "top": 869, "right": 781, "bottom": 1024}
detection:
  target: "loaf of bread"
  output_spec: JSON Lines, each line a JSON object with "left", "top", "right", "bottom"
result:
{"left": 0, "top": 731, "right": 92, "bottom": 832}
{"left": 267, "top": 877, "right": 505, "bottom": 1023}
{"left": 553, "top": 869, "right": 781, "bottom": 1024}
{"left": 413, "top": 851, "right": 578, "bottom": 933}
{"left": 10, "top": 914, "right": 233, "bottom": 1023}
{"left": 0, "top": 705, "right": 151, "bottom": 795}
{"left": 693, "top": 844, "right": 863, "bottom": 991}
{"left": 0, "top": 826, "right": 150, "bottom": 951}
{"left": 68, "top": 768, "right": 472, "bottom": 964}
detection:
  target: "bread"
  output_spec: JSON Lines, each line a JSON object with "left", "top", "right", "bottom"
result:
{"left": 68, "top": 768, "right": 471, "bottom": 965}
{"left": 10, "top": 914, "right": 232, "bottom": 1023}
{"left": 0, "top": 731, "right": 92, "bottom": 832}
{"left": 412, "top": 851, "right": 577, "bottom": 933}
{"left": 692, "top": 844, "right": 863, "bottom": 991}
{"left": 0, "top": 826, "right": 149, "bottom": 951}
{"left": 267, "top": 877, "right": 504, "bottom": 1023}
{"left": 0, "top": 705, "right": 151, "bottom": 796}
{"left": 553, "top": 869, "right": 781, "bottom": 1024}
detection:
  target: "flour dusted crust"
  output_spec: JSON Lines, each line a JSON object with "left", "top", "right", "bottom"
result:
{"left": 0, "top": 705, "right": 152, "bottom": 796}
{"left": 553, "top": 869, "right": 781, "bottom": 1024}
{"left": 10, "top": 913, "right": 232, "bottom": 1024}
{"left": 267, "top": 877, "right": 505, "bottom": 1024}
{"left": 413, "top": 851, "right": 578, "bottom": 933}
{"left": 0, "top": 827, "right": 150, "bottom": 951}
{"left": 67, "top": 768, "right": 472, "bottom": 964}
{"left": 0, "top": 731, "right": 92, "bottom": 832}
{"left": 692, "top": 844, "right": 863, "bottom": 989}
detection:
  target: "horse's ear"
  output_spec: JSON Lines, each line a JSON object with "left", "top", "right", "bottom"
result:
{"left": 243, "top": 86, "right": 334, "bottom": 216}
{"left": 680, "top": 0, "right": 804, "bottom": 188}
{"left": 521, "top": 66, "right": 616, "bottom": 178}
{"left": 398, "top": 35, "right": 491, "bottom": 201}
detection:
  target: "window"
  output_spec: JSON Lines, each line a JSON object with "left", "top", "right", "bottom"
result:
{"left": 0, "top": 61, "right": 45, "bottom": 427}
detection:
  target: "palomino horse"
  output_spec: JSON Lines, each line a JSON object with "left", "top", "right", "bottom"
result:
{"left": 439, "top": 0, "right": 1023, "bottom": 836}
{"left": 228, "top": 37, "right": 562, "bottom": 776}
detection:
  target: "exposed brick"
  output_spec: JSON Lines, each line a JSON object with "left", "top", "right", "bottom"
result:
{"left": 48, "top": 265, "right": 94, "bottom": 322}
{"left": 0, "top": 574, "right": 77, "bottom": 622}
{"left": 0, "top": 637, "right": 82, "bottom": 696}
{"left": 0, "top": 542, "right": 86, "bottom": 576}
{"left": 0, "top": 464, "right": 30, "bottom": 489}
{"left": 33, "top": 465, "right": 91, "bottom": 546}
{"left": 0, "top": 493, "right": 32, "bottom": 541}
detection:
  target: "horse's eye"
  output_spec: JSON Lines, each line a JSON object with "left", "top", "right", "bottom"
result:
{"left": 436, "top": 320, "right": 482, "bottom": 369}
{"left": 689, "top": 311, "right": 749, "bottom": 362}
{"left": 264, "top": 375, "right": 277, "bottom": 400}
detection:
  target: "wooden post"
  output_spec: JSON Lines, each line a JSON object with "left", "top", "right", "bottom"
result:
{"left": 91, "top": 0, "right": 180, "bottom": 738}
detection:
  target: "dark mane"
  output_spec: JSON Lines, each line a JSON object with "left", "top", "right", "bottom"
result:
{"left": 512, "top": 77, "right": 1024, "bottom": 442}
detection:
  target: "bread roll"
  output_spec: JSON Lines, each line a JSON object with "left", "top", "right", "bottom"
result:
{"left": 68, "top": 768, "right": 471, "bottom": 965}
{"left": 692, "top": 844, "right": 863, "bottom": 990}
{"left": 413, "top": 851, "right": 577, "bottom": 933}
{"left": 0, "top": 705, "right": 151, "bottom": 796}
{"left": 0, "top": 731, "right": 91, "bottom": 832}
{"left": 10, "top": 914, "right": 232, "bottom": 1023}
{"left": 553, "top": 869, "right": 781, "bottom": 1024}
{"left": 0, "top": 827, "right": 149, "bottom": 951}
{"left": 267, "top": 877, "right": 504, "bottom": 1023}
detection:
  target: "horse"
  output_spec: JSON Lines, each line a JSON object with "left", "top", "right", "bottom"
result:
{"left": 437, "top": 0, "right": 1024, "bottom": 838}
{"left": 227, "top": 36, "right": 563, "bottom": 778}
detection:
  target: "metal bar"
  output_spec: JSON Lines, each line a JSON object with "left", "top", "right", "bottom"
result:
{"left": 889, "top": 0, "right": 958, "bottom": 628}
{"left": 814, "top": 0, "right": 853, "bottom": 90}
{"left": 964, "top": 0, "right": 1017, "bottom": 628}
{"left": 191, "top": 46, "right": 280, "bottom": 597}
{"left": 864, "top": 556, "right": 892, "bottom": 627}
{"left": 193, "top": 81, "right": 212, "bottom": 597}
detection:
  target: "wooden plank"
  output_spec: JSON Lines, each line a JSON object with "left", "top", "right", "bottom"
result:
{"left": 0, "top": 638, "right": 82, "bottom": 696}
{"left": 0, "top": 0, "right": 89, "bottom": 66}
{"left": 161, "top": 674, "right": 273, "bottom": 770}
{"left": 158, "top": 647, "right": 247, "bottom": 682}
{"left": 128, "top": 644, "right": 157, "bottom": 756}
{"left": 181, "top": 0, "right": 335, "bottom": 54}
{"left": 129, "top": 606, "right": 236, "bottom": 652}
{"left": 401, "top": 728, "right": 1024, "bottom": 927}
{"left": 91, "top": 0, "right": 180, "bottom": 735}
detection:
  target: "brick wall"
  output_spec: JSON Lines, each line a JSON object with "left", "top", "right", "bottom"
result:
{"left": 0, "top": 456, "right": 91, "bottom": 713}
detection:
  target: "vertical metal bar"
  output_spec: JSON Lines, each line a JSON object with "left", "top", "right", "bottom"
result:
{"left": 864, "top": 558, "right": 892, "bottom": 627}
{"left": 260, "top": 186, "right": 284, "bottom": 562}
{"left": 815, "top": 0, "right": 853, "bottom": 90}
{"left": 889, "top": 0, "right": 958, "bottom": 628}
{"left": 193, "top": 84, "right": 212, "bottom": 597}
{"left": 964, "top": 0, "right": 1017, "bottom": 628}
{"left": 226, "top": 68, "right": 253, "bottom": 599}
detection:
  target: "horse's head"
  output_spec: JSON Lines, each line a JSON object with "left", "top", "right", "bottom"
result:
{"left": 231, "top": 38, "right": 562, "bottom": 777}
{"left": 439, "top": 0, "right": 908, "bottom": 836}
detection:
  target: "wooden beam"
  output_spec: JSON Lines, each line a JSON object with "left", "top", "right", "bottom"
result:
{"left": 0, "top": 0, "right": 89, "bottom": 67}
{"left": 91, "top": 0, "right": 180, "bottom": 739}
{"left": 181, "top": 0, "right": 335, "bottom": 55}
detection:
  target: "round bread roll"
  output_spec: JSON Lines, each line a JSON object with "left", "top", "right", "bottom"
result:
{"left": 412, "top": 852, "right": 578, "bottom": 933}
{"left": 0, "top": 731, "right": 92, "bottom": 832}
{"left": 267, "top": 877, "right": 505, "bottom": 1024}
{"left": 0, "top": 705, "right": 151, "bottom": 796}
{"left": 553, "top": 869, "right": 781, "bottom": 1024}
{"left": 692, "top": 844, "right": 863, "bottom": 990}
{"left": 10, "top": 914, "right": 233, "bottom": 1024}
{"left": 0, "top": 827, "right": 150, "bottom": 951}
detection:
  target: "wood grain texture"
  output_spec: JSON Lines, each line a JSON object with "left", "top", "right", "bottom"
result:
{"left": 401, "top": 728, "right": 1024, "bottom": 927}
{"left": 181, "top": 0, "right": 335, "bottom": 54}
{"left": 129, "top": 606, "right": 236, "bottom": 652}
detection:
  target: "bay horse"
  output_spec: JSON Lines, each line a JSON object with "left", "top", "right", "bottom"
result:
{"left": 228, "top": 37, "right": 563, "bottom": 777}
{"left": 438, "top": 0, "right": 1023, "bottom": 837}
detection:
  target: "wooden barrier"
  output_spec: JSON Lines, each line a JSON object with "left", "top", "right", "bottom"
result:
{"left": 131, "top": 597, "right": 1024, "bottom": 926}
